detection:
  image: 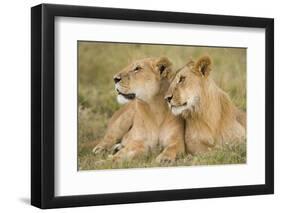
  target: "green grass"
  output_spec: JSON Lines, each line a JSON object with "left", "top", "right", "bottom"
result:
{"left": 78, "top": 42, "right": 247, "bottom": 170}
{"left": 78, "top": 142, "right": 246, "bottom": 170}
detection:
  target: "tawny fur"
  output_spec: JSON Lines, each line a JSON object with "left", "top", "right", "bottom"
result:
{"left": 166, "top": 56, "right": 246, "bottom": 154}
{"left": 93, "top": 57, "right": 185, "bottom": 163}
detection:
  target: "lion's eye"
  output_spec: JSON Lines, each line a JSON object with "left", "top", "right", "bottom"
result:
{"left": 134, "top": 65, "right": 142, "bottom": 72}
{"left": 178, "top": 76, "right": 186, "bottom": 83}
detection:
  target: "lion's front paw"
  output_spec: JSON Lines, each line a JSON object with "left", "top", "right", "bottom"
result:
{"left": 111, "top": 143, "right": 124, "bottom": 154}
{"left": 92, "top": 143, "right": 109, "bottom": 155}
{"left": 155, "top": 153, "right": 176, "bottom": 164}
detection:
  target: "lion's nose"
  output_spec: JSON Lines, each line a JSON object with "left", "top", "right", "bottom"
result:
{"left": 113, "top": 76, "right": 121, "bottom": 84}
{"left": 165, "top": 95, "right": 173, "bottom": 103}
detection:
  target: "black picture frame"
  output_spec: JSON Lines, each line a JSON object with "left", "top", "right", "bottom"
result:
{"left": 31, "top": 3, "right": 274, "bottom": 209}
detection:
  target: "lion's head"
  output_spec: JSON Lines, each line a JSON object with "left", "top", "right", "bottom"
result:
{"left": 114, "top": 57, "right": 173, "bottom": 104}
{"left": 165, "top": 56, "right": 212, "bottom": 116}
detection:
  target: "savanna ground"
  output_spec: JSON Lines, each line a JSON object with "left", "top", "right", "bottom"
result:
{"left": 78, "top": 41, "right": 246, "bottom": 170}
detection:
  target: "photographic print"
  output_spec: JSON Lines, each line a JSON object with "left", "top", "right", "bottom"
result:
{"left": 78, "top": 42, "right": 247, "bottom": 170}
{"left": 31, "top": 4, "right": 273, "bottom": 208}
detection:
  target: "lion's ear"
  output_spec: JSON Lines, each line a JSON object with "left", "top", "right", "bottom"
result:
{"left": 155, "top": 57, "right": 172, "bottom": 76}
{"left": 195, "top": 56, "right": 212, "bottom": 77}
{"left": 186, "top": 57, "right": 195, "bottom": 68}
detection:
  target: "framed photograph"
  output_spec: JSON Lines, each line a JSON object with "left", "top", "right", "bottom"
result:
{"left": 31, "top": 3, "right": 274, "bottom": 209}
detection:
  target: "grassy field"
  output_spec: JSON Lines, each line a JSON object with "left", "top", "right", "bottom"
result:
{"left": 78, "top": 41, "right": 247, "bottom": 171}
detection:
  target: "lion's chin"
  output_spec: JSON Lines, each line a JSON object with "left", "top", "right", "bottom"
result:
{"left": 117, "top": 94, "right": 132, "bottom": 104}
{"left": 116, "top": 89, "right": 136, "bottom": 104}
{"left": 170, "top": 104, "right": 188, "bottom": 116}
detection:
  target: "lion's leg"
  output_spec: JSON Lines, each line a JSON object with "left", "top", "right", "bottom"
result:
{"left": 156, "top": 116, "right": 185, "bottom": 163}
{"left": 111, "top": 140, "right": 148, "bottom": 162}
{"left": 184, "top": 120, "right": 215, "bottom": 155}
{"left": 185, "top": 131, "right": 215, "bottom": 155}
{"left": 156, "top": 141, "right": 185, "bottom": 163}
{"left": 185, "top": 140, "right": 213, "bottom": 155}
{"left": 93, "top": 102, "right": 135, "bottom": 154}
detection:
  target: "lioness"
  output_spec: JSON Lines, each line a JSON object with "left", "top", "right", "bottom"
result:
{"left": 93, "top": 57, "right": 185, "bottom": 163}
{"left": 165, "top": 56, "right": 246, "bottom": 154}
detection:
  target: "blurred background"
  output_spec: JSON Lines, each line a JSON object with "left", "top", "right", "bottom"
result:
{"left": 78, "top": 41, "right": 246, "bottom": 170}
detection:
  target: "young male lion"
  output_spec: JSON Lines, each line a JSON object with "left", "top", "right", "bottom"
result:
{"left": 165, "top": 56, "right": 246, "bottom": 154}
{"left": 93, "top": 57, "right": 185, "bottom": 163}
